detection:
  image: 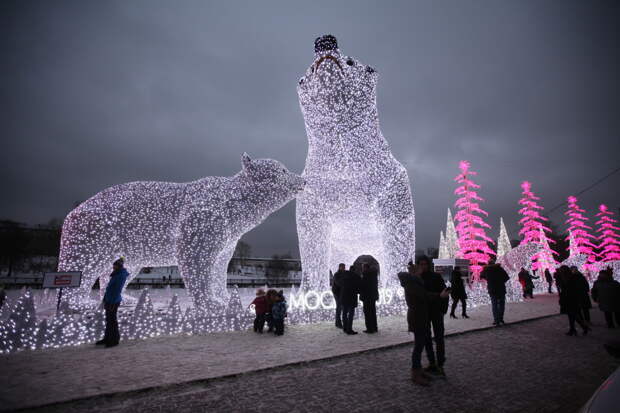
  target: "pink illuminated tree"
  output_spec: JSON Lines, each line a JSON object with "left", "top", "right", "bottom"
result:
{"left": 595, "top": 204, "right": 620, "bottom": 262}
{"left": 454, "top": 160, "right": 495, "bottom": 278}
{"left": 565, "top": 196, "right": 597, "bottom": 265}
{"left": 517, "top": 181, "right": 557, "bottom": 272}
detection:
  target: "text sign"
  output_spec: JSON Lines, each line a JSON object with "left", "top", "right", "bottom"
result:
{"left": 43, "top": 272, "right": 82, "bottom": 289}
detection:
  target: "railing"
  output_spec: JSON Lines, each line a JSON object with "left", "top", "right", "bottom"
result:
{"left": 0, "top": 276, "right": 302, "bottom": 289}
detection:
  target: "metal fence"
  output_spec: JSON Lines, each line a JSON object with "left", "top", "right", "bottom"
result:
{"left": 0, "top": 275, "right": 301, "bottom": 289}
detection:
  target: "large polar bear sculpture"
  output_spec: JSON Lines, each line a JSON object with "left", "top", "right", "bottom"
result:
{"left": 296, "top": 35, "right": 416, "bottom": 291}
{"left": 58, "top": 154, "right": 305, "bottom": 309}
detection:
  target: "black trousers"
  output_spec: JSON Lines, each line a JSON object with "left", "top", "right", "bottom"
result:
{"left": 104, "top": 302, "right": 120, "bottom": 345}
{"left": 450, "top": 297, "right": 467, "bottom": 316}
{"left": 342, "top": 305, "right": 356, "bottom": 332}
{"left": 334, "top": 297, "right": 343, "bottom": 327}
{"left": 411, "top": 324, "right": 430, "bottom": 369}
{"left": 362, "top": 300, "right": 378, "bottom": 332}
{"left": 568, "top": 310, "right": 586, "bottom": 331}
{"left": 425, "top": 313, "right": 446, "bottom": 367}
{"left": 253, "top": 314, "right": 266, "bottom": 332}
{"left": 273, "top": 319, "right": 284, "bottom": 335}
{"left": 581, "top": 308, "right": 591, "bottom": 322}
{"left": 604, "top": 311, "right": 620, "bottom": 327}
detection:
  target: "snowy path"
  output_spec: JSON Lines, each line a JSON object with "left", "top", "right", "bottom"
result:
{"left": 0, "top": 295, "right": 559, "bottom": 411}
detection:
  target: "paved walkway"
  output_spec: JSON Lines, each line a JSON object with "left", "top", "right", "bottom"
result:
{"left": 37, "top": 310, "right": 619, "bottom": 413}
{"left": 2, "top": 295, "right": 561, "bottom": 411}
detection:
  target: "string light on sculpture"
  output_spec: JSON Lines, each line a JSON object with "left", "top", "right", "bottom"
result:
{"left": 445, "top": 208, "right": 460, "bottom": 259}
{"left": 595, "top": 204, "right": 620, "bottom": 262}
{"left": 517, "top": 181, "right": 558, "bottom": 273}
{"left": 496, "top": 217, "right": 513, "bottom": 260}
{"left": 57, "top": 153, "right": 305, "bottom": 311}
{"left": 438, "top": 231, "right": 448, "bottom": 259}
{"left": 296, "top": 35, "right": 416, "bottom": 291}
{"left": 565, "top": 196, "right": 597, "bottom": 268}
{"left": 453, "top": 161, "right": 495, "bottom": 278}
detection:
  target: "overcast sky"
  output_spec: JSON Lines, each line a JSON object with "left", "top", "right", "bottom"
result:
{"left": 1, "top": 0, "right": 619, "bottom": 257}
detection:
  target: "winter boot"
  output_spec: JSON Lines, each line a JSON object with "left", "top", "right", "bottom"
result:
{"left": 411, "top": 368, "right": 430, "bottom": 386}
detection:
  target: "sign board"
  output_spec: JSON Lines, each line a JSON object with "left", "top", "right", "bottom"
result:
{"left": 43, "top": 271, "right": 82, "bottom": 289}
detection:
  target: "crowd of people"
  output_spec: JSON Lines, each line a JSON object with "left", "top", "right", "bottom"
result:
{"left": 93, "top": 256, "right": 619, "bottom": 390}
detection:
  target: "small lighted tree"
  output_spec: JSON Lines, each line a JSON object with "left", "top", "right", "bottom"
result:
{"left": 565, "top": 196, "right": 597, "bottom": 265}
{"left": 438, "top": 231, "right": 448, "bottom": 259}
{"left": 595, "top": 204, "right": 620, "bottom": 262}
{"left": 496, "top": 217, "right": 512, "bottom": 259}
{"left": 517, "top": 181, "right": 557, "bottom": 272}
{"left": 453, "top": 161, "right": 495, "bottom": 278}
{"left": 445, "top": 208, "right": 460, "bottom": 259}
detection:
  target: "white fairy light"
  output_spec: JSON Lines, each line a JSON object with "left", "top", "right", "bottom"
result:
{"left": 496, "top": 217, "right": 512, "bottom": 259}
{"left": 445, "top": 208, "right": 461, "bottom": 259}
{"left": 438, "top": 231, "right": 448, "bottom": 259}
{"left": 295, "top": 35, "right": 416, "bottom": 291}
{"left": 57, "top": 153, "right": 305, "bottom": 310}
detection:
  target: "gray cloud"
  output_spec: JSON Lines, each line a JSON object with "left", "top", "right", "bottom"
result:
{"left": 2, "top": 0, "right": 619, "bottom": 257}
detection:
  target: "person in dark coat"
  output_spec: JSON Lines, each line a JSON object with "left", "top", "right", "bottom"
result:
{"left": 339, "top": 265, "right": 362, "bottom": 335}
{"left": 480, "top": 263, "right": 509, "bottom": 325}
{"left": 591, "top": 269, "right": 620, "bottom": 328}
{"left": 544, "top": 268, "right": 554, "bottom": 294}
{"left": 96, "top": 257, "right": 129, "bottom": 348}
{"left": 449, "top": 266, "right": 468, "bottom": 319}
{"left": 571, "top": 266, "right": 592, "bottom": 323}
{"left": 331, "top": 263, "right": 346, "bottom": 329}
{"left": 556, "top": 265, "right": 590, "bottom": 336}
{"left": 399, "top": 260, "right": 449, "bottom": 386}
{"left": 518, "top": 267, "right": 538, "bottom": 298}
{"left": 360, "top": 263, "right": 379, "bottom": 333}
{"left": 418, "top": 256, "right": 449, "bottom": 377}
{"left": 249, "top": 288, "right": 269, "bottom": 333}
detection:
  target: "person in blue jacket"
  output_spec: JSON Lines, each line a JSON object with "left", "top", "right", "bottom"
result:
{"left": 96, "top": 257, "right": 129, "bottom": 348}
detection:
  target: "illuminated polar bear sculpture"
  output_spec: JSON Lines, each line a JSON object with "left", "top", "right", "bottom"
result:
{"left": 58, "top": 154, "right": 305, "bottom": 310}
{"left": 497, "top": 242, "right": 543, "bottom": 274}
{"left": 296, "top": 35, "right": 415, "bottom": 291}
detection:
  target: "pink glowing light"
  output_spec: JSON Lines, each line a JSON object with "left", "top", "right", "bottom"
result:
{"left": 565, "top": 196, "right": 597, "bottom": 265}
{"left": 453, "top": 160, "right": 494, "bottom": 278}
{"left": 517, "top": 181, "right": 557, "bottom": 272}
{"left": 595, "top": 204, "right": 620, "bottom": 262}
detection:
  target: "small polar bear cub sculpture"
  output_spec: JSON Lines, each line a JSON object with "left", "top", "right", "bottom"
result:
{"left": 58, "top": 154, "right": 305, "bottom": 310}
{"left": 296, "top": 35, "right": 416, "bottom": 291}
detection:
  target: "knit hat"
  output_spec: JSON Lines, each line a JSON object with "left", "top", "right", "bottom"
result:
{"left": 113, "top": 257, "right": 125, "bottom": 267}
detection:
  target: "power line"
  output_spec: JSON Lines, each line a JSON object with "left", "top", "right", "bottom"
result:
{"left": 507, "top": 165, "right": 620, "bottom": 237}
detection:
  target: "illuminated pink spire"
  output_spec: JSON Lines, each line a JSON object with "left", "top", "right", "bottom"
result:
{"left": 517, "top": 181, "right": 557, "bottom": 272}
{"left": 454, "top": 160, "right": 495, "bottom": 278}
{"left": 595, "top": 204, "right": 620, "bottom": 262}
{"left": 565, "top": 196, "right": 597, "bottom": 265}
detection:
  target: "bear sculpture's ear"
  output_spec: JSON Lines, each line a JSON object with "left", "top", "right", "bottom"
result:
{"left": 241, "top": 153, "right": 252, "bottom": 171}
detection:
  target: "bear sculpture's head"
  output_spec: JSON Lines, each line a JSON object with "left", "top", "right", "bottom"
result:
{"left": 297, "top": 35, "right": 378, "bottom": 131}
{"left": 241, "top": 153, "right": 305, "bottom": 201}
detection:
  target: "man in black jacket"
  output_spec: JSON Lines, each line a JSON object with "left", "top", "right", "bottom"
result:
{"left": 361, "top": 263, "right": 379, "bottom": 333}
{"left": 480, "top": 263, "right": 510, "bottom": 326}
{"left": 399, "top": 260, "right": 450, "bottom": 386}
{"left": 331, "top": 263, "right": 346, "bottom": 329}
{"left": 340, "top": 265, "right": 362, "bottom": 335}
{"left": 418, "top": 256, "right": 449, "bottom": 377}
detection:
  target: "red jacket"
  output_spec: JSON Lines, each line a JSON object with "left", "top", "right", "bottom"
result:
{"left": 251, "top": 296, "right": 269, "bottom": 315}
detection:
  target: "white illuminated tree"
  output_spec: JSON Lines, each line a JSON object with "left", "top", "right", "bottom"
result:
{"left": 296, "top": 35, "right": 415, "bottom": 290}
{"left": 497, "top": 217, "right": 512, "bottom": 259}
{"left": 438, "top": 231, "right": 448, "bottom": 259}
{"left": 445, "top": 208, "right": 460, "bottom": 259}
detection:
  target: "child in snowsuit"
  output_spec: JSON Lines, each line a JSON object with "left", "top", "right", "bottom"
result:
{"left": 271, "top": 290, "right": 288, "bottom": 336}
{"left": 250, "top": 289, "right": 269, "bottom": 333}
